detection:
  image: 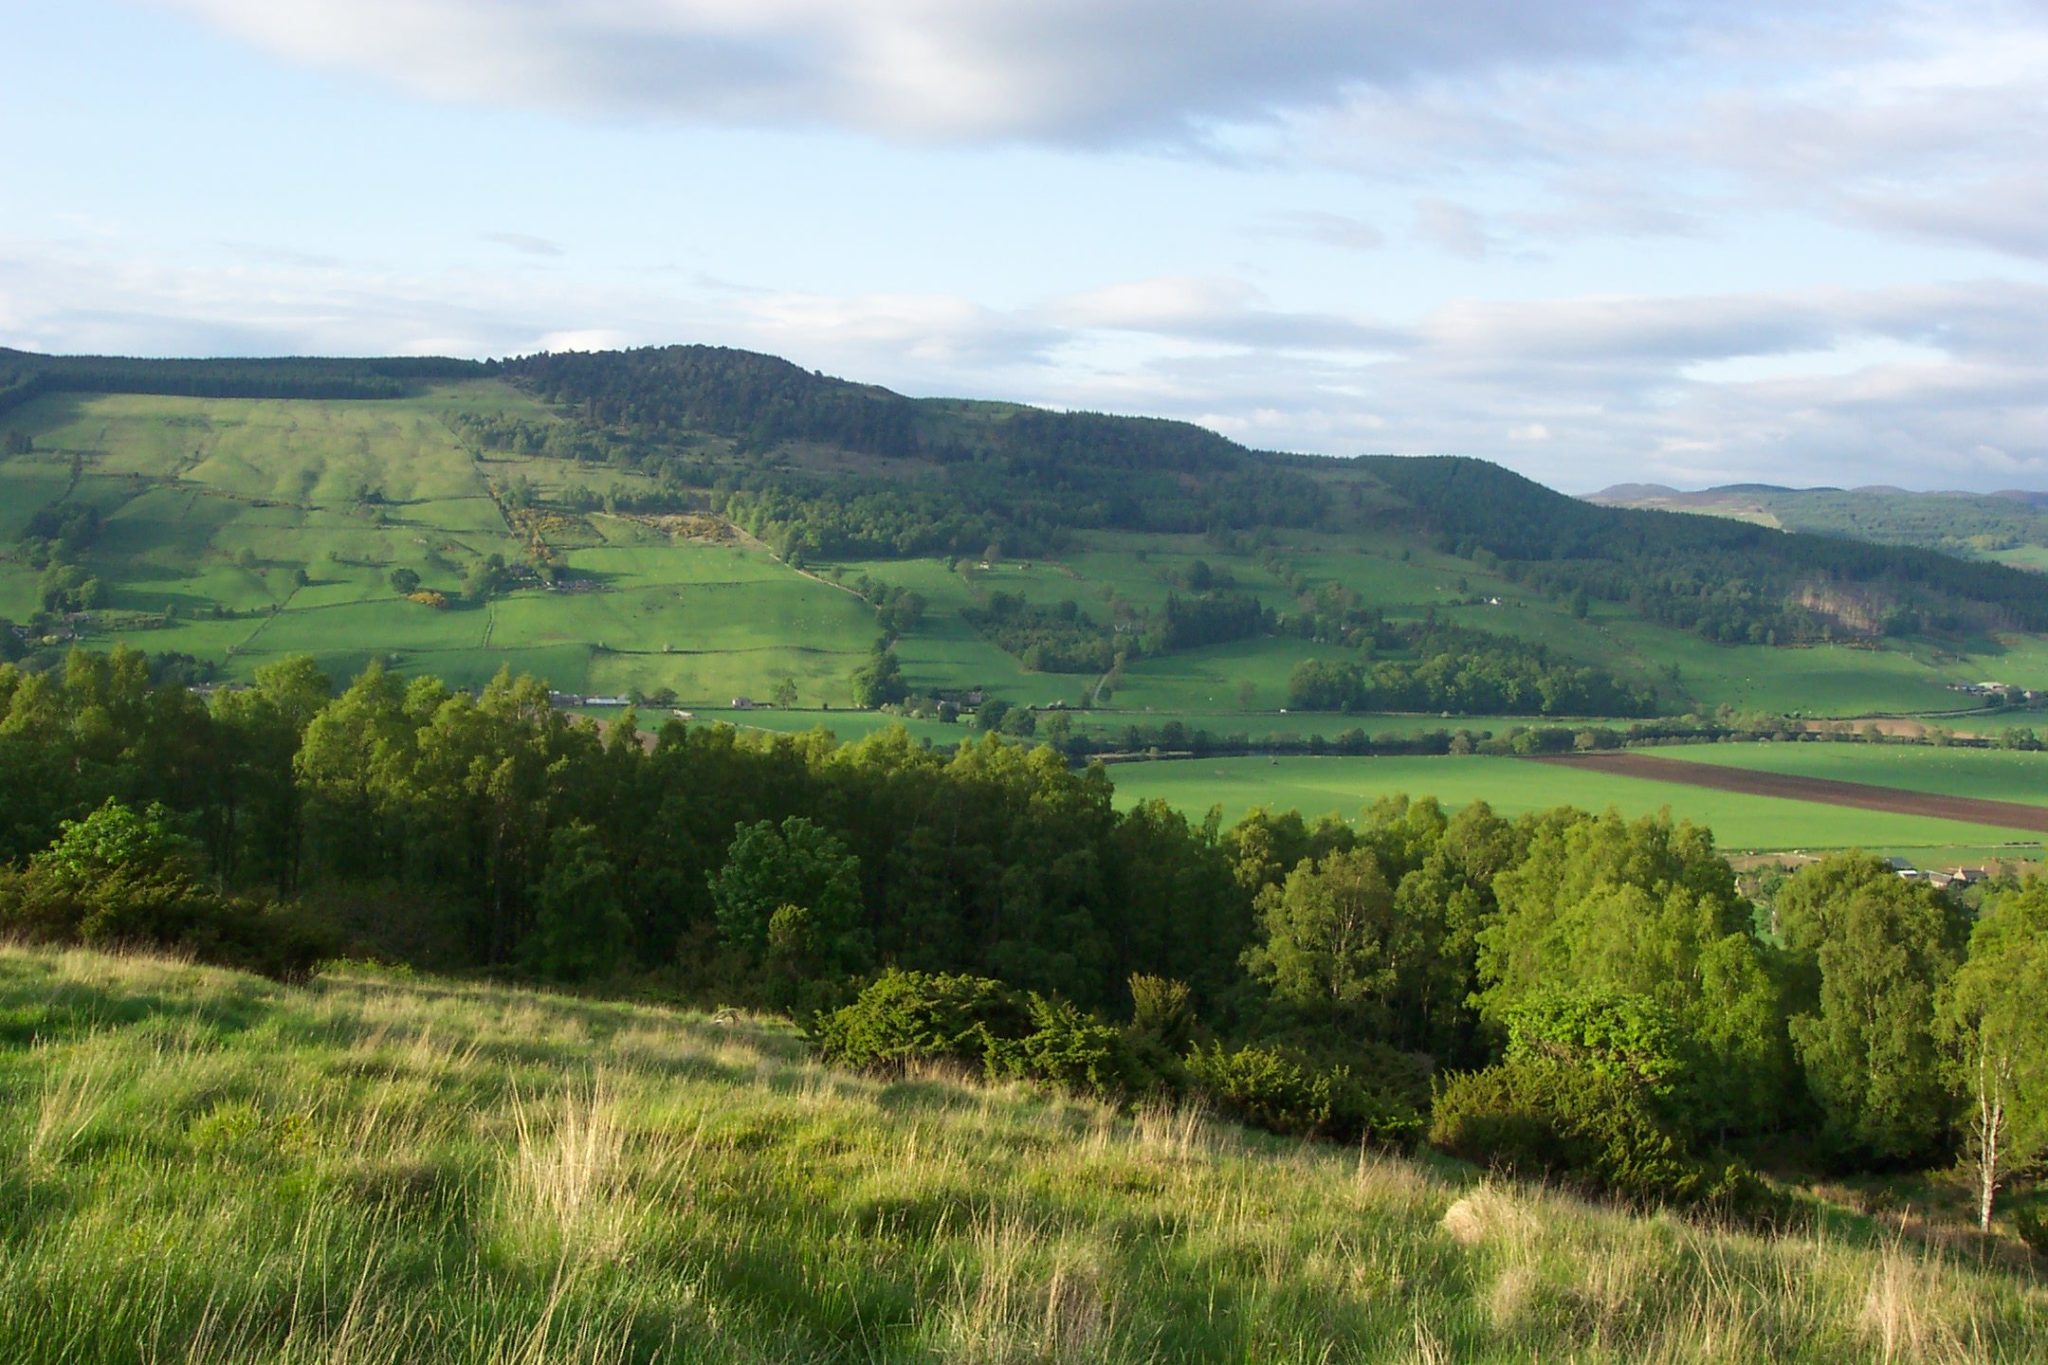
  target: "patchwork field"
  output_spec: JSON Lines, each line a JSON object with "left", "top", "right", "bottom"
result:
{"left": 1531, "top": 751, "right": 2048, "bottom": 838}
{"left": 1105, "top": 752, "right": 2040, "bottom": 857}
{"left": 1662, "top": 740, "right": 2048, "bottom": 804}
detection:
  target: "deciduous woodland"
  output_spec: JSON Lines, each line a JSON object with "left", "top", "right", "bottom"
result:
{"left": 4, "top": 647, "right": 2046, "bottom": 1231}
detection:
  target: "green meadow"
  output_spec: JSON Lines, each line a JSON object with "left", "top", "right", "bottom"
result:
{"left": 1105, "top": 753, "right": 2039, "bottom": 856}
{"left": 4, "top": 944, "right": 2043, "bottom": 1365}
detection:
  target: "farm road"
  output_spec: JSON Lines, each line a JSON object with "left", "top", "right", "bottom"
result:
{"left": 1528, "top": 751, "right": 2048, "bottom": 835}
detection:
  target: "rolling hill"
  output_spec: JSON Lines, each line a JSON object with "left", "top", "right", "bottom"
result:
{"left": 4, "top": 344, "right": 2048, "bottom": 727}
{"left": 1586, "top": 482, "right": 2048, "bottom": 576}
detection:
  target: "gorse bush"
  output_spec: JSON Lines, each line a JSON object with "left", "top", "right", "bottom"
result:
{"left": 1186, "top": 1042, "right": 1424, "bottom": 1149}
{"left": 1429, "top": 1057, "right": 1759, "bottom": 1211}
{"left": 816, "top": 974, "right": 1425, "bottom": 1145}
{"left": 988, "top": 994, "right": 1152, "bottom": 1100}
{"left": 813, "top": 970, "right": 1153, "bottom": 1098}
{"left": 809, "top": 968, "right": 1035, "bottom": 1072}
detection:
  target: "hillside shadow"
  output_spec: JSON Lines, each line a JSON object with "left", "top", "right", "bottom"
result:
{"left": 0, "top": 392, "right": 94, "bottom": 440}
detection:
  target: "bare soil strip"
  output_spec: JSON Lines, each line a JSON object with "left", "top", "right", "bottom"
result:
{"left": 1526, "top": 751, "right": 2048, "bottom": 834}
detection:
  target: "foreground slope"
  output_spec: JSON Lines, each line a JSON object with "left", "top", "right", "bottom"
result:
{"left": 3, "top": 945, "right": 2044, "bottom": 1363}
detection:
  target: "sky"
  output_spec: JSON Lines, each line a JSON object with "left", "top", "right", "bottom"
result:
{"left": 2, "top": 1, "right": 2045, "bottom": 493}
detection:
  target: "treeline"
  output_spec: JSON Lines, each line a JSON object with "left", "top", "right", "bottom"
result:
{"left": 4, "top": 650, "right": 2046, "bottom": 1223}
{"left": 496, "top": 346, "right": 1335, "bottom": 542}
{"left": 958, "top": 589, "right": 1267, "bottom": 676}
{"left": 502, "top": 346, "right": 919, "bottom": 456}
{"left": 961, "top": 593, "right": 1117, "bottom": 674}
{"left": 1288, "top": 641, "right": 1658, "bottom": 717}
{"left": 447, "top": 410, "right": 610, "bottom": 465}
{"left": 1364, "top": 456, "right": 2048, "bottom": 639}
{"left": 721, "top": 478, "right": 1019, "bottom": 560}
{"left": 0, "top": 349, "right": 478, "bottom": 413}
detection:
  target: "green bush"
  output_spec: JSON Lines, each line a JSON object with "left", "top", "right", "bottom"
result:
{"left": 809, "top": 968, "right": 1034, "bottom": 1072}
{"left": 1127, "top": 973, "right": 1195, "bottom": 1051}
{"left": 1186, "top": 1042, "right": 1422, "bottom": 1149}
{"left": 1430, "top": 1056, "right": 1756, "bottom": 1210}
{"left": 1244, "top": 1025, "right": 1435, "bottom": 1113}
{"left": 0, "top": 858, "right": 330, "bottom": 983}
{"left": 2014, "top": 1204, "right": 2048, "bottom": 1257}
{"left": 991, "top": 995, "right": 1152, "bottom": 1100}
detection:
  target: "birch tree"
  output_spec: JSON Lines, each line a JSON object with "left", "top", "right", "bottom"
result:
{"left": 1939, "top": 883, "right": 2048, "bottom": 1229}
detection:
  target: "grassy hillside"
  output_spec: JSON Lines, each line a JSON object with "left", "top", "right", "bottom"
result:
{"left": 6, "top": 351, "right": 2048, "bottom": 723}
{"left": 5, "top": 944, "right": 2044, "bottom": 1364}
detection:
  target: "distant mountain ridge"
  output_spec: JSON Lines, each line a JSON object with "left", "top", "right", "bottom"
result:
{"left": 1585, "top": 480, "right": 2048, "bottom": 574}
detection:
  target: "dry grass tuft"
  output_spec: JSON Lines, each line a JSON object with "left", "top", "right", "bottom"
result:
{"left": 27, "top": 1045, "right": 115, "bottom": 1167}
{"left": 498, "top": 1075, "right": 633, "bottom": 1264}
{"left": 1440, "top": 1181, "right": 1538, "bottom": 1250}
{"left": 1858, "top": 1236, "right": 1971, "bottom": 1365}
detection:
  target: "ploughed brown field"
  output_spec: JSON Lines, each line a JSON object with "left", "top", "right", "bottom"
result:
{"left": 1527, "top": 750, "right": 2048, "bottom": 834}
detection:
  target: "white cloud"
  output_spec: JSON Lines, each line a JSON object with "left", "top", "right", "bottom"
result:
{"left": 148, "top": 0, "right": 1677, "bottom": 145}
{"left": 1042, "top": 276, "right": 1404, "bottom": 351}
{"left": 1411, "top": 198, "right": 1504, "bottom": 260}
{"left": 1255, "top": 211, "right": 1387, "bottom": 252}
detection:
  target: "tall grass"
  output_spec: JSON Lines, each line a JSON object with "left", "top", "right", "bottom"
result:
{"left": 0, "top": 943, "right": 2042, "bottom": 1362}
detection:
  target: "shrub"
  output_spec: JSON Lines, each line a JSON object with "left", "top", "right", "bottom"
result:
{"left": 1187, "top": 1042, "right": 1422, "bottom": 1149}
{"left": 0, "top": 798, "right": 332, "bottom": 981}
{"left": 810, "top": 968, "right": 1034, "bottom": 1072}
{"left": 0, "top": 863, "right": 330, "bottom": 982}
{"left": 992, "top": 995, "right": 1152, "bottom": 1100}
{"left": 1128, "top": 973, "right": 1195, "bottom": 1051}
{"left": 2015, "top": 1204, "right": 2048, "bottom": 1257}
{"left": 1245, "top": 1024, "right": 1434, "bottom": 1113}
{"left": 1430, "top": 1056, "right": 1756, "bottom": 1209}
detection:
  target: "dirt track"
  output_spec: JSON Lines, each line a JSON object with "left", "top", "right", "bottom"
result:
{"left": 1527, "top": 751, "right": 2048, "bottom": 834}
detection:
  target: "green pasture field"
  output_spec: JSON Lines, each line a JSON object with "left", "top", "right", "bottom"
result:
{"left": 1991, "top": 544, "right": 2048, "bottom": 573}
{"left": 1108, "top": 636, "right": 1334, "bottom": 713}
{"left": 1282, "top": 540, "right": 1509, "bottom": 616}
{"left": 819, "top": 556, "right": 1095, "bottom": 707}
{"left": 581, "top": 704, "right": 968, "bottom": 748}
{"left": 1058, "top": 709, "right": 1569, "bottom": 742}
{"left": 1103, "top": 753, "right": 2039, "bottom": 857}
{"left": 0, "top": 460, "right": 73, "bottom": 539}
{"left": 1655, "top": 741, "right": 2048, "bottom": 806}
{"left": 0, "top": 392, "right": 886, "bottom": 702}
